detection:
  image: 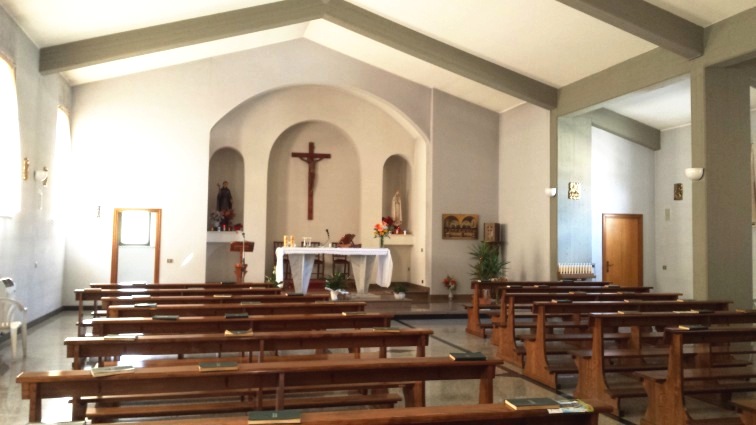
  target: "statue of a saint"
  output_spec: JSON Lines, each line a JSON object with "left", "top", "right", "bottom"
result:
{"left": 217, "top": 181, "right": 233, "bottom": 211}
{"left": 391, "top": 190, "right": 403, "bottom": 227}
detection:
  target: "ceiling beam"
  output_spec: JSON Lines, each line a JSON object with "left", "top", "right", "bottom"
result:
{"left": 588, "top": 108, "right": 660, "bottom": 150}
{"left": 39, "top": 0, "right": 558, "bottom": 109}
{"left": 323, "top": 0, "right": 557, "bottom": 109}
{"left": 39, "top": 0, "right": 324, "bottom": 74}
{"left": 557, "top": 0, "right": 704, "bottom": 59}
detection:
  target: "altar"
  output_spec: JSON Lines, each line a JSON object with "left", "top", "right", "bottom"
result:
{"left": 275, "top": 247, "right": 393, "bottom": 294}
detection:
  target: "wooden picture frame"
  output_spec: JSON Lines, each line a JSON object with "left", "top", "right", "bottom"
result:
{"left": 442, "top": 214, "right": 479, "bottom": 240}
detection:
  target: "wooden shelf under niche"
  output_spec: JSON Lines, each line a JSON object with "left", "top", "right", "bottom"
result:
{"left": 206, "top": 231, "right": 242, "bottom": 244}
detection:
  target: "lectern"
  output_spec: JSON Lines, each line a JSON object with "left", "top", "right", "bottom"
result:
{"left": 230, "top": 239, "right": 254, "bottom": 284}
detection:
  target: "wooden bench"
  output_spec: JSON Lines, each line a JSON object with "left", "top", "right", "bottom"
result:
{"left": 91, "top": 401, "right": 612, "bottom": 425}
{"left": 106, "top": 301, "right": 367, "bottom": 318}
{"left": 17, "top": 356, "right": 501, "bottom": 422}
{"left": 100, "top": 293, "right": 329, "bottom": 309}
{"left": 636, "top": 327, "right": 756, "bottom": 425}
{"left": 90, "top": 282, "right": 276, "bottom": 289}
{"left": 494, "top": 295, "right": 699, "bottom": 367}
{"left": 65, "top": 328, "right": 432, "bottom": 369}
{"left": 89, "top": 312, "right": 394, "bottom": 336}
{"left": 519, "top": 300, "right": 731, "bottom": 386}
{"left": 571, "top": 310, "right": 756, "bottom": 415}
{"left": 465, "top": 280, "right": 634, "bottom": 338}
{"left": 75, "top": 287, "right": 285, "bottom": 336}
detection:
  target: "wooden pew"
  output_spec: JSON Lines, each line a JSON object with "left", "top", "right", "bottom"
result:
{"left": 106, "top": 301, "right": 366, "bottom": 318}
{"left": 100, "top": 293, "right": 329, "bottom": 309}
{"left": 93, "top": 401, "right": 612, "bottom": 425}
{"left": 90, "top": 282, "right": 277, "bottom": 289}
{"left": 466, "top": 280, "right": 621, "bottom": 337}
{"left": 17, "top": 356, "right": 501, "bottom": 422}
{"left": 494, "top": 295, "right": 691, "bottom": 367}
{"left": 636, "top": 327, "right": 756, "bottom": 425}
{"left": 519, "top": 300, "right": 731, "bottom": 386}
{"left": 65, "top": 328, "right": 432, "bottom": 369}
{"left": 75, "top": 287, "right": 284, "bottom": 336}
{"left": 90, "top": 312, "right": 394, "bottom": 336}
{"left": 571, "top": 310, "right": 756, "bottom": 415}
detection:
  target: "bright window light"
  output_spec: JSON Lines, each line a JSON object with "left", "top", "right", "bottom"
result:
{"left": 120, "top": 210, "right": 152, "bottom": 245}
{"left": 52, "top": 107, "right": 71, "bottom": 220}
{"left": 0, "top": 56, "right": 21, "bottom": 217}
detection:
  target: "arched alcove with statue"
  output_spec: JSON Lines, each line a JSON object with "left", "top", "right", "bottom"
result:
{"left": 208, "top": 84, "right": 428, "bottom": 288}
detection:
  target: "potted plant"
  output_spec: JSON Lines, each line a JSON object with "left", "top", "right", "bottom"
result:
{"left": 392, "top": 282, "right": 407, "bottom": 300}
{"left": 469, "top": 241, "right": 508, "bottom": 281}
{"left": 325, "top": 272, "right": 346, "bottom": 301}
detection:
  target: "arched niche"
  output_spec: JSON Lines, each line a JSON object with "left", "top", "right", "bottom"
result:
{"left": 382, "top": 155, "right": 411, "bottom": 231}
{"left": 208, "top": 147, "right": 245, "bottom": 227}
{"left": 206, "top": 147, "right": 244, "bottom": 282}
{"left": 265, "top": 120, "right": 360, "bottom": 276}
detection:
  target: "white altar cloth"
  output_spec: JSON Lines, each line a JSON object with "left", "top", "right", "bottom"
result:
{"left": 275, "top": 247, "right": 392, "bottom": 294}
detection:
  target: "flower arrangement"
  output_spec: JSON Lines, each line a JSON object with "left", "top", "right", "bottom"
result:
{"left": 442, "top": 275, "right": 457, "bottom": 291}
{"left": 373, "top": 221, "right": 391, "bottom": 239}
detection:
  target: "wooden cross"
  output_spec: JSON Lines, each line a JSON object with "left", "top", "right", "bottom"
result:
{"left": 292, "top": 142, "right": 331, "bottom": 220}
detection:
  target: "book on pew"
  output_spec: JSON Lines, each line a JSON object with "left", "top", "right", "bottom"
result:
{"left": 617, "top": 310, "right": 641, "bottom": 314}
{"left": 225, "top": 312, "right": 249, "bottom": 319}
{"left": 604, "top": 284, "right": 620, "bottom": 288}
{"left": 672, "top": 310, "right": 698, "bottom": 314}
{"left": 286, "top": 293, "right": 305, "bottom": 296}
{"left": 90, "top": 365, "right": 136, "bottom": 377}
{"left": 240, "top": 301, "right": 262, "bottom": 305}
{"left": 550, "top": 299, "right": 572, "bottom": 303}
{"left": 104, "top": 333, "right": 143, "bottom": 340}
{"left": 504, "top": 397, "right": 560, "bottom": 410}
{"left": 134, "top": 302, "right": 157, "bottom": 308}
{"left": 212, "top": 294, "right": 233, "bottom": 298}
{"left": 689, "top": 309, "right": 714, "bottom": 314}
{"left": 678, "top": 324, "right": 709, "bottom": 331}
{"left": 568, "top": 291, "right": 586, "bottom": 295}
{"left": 342, "top": 311, "right": 369, "bottom": 316}
{"left": 372, "top": 327, "right": 402, "bottom": 332}
{"left": 198, "top": 361, "right": 239, "bottom": 372}
{"left": 506, "top": 285, "right": 522, "bottom": 288}
{"left": 248, "top": 409, "right": 302, "bottom": 424}
{"left": 556, "top": 399, "right": 594, "bottom": 413}
{"left": 152, "top": 314, "right": 179, "bottom": 320}
{"left": 448, "top": 351, "right": 487, "bottom": 361}
{"left": 224, "top": 329, "right": 253, "bottom": 336}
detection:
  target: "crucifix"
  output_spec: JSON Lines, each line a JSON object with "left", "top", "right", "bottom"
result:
{"left": 292, "top": 142, "right": 331, "bottom": 220}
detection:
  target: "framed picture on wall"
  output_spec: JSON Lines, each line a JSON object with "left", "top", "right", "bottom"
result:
{"left": 442, "top": 214, "right": 479, "bottom": 240}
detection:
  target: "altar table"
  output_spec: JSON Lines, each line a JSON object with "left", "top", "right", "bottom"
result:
{"left": 275, "top": 247, "right": 392, "bottom": 294}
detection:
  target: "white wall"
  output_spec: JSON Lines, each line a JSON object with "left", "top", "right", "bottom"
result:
{"left": 499, "top": 103, "right": 552, "bottom": 280}
{"left": 63, "top": 39, "right": 499, "bottom": 301}
{"left": 654, "top": 125, "right": 694, "bottom": 298}
{"left": 430, "top": 91, "right": 499, "bottom": 294}
{"left": 0, "top": 7, "right": 71, "bottom": 321}
{"left": 591, "top": 127, "right": 656, "bottom": 286}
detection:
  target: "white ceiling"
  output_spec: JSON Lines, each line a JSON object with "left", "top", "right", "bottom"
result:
{"left": 2, "top": 0, "right": 755, "bottom": 129}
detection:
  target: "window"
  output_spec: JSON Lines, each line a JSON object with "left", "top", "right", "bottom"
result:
{"left": 0, "top": 56, "right": 21, "bottom": 217}
{"left": 53, "top": 107, "right": 71, "bottom": 219}
{"left": 119, "top": 210, "right": 152, "bottom": 246}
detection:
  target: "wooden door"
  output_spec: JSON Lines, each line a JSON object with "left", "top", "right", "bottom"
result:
{"left": 602, "top": 214, "right": 643, "bottom": 287}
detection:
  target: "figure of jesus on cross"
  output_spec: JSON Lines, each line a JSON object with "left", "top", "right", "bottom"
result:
{"left": 292, "top": 142, "right": 331, "bottom": 220}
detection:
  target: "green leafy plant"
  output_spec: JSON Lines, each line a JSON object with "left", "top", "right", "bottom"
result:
{"left": 469, "top": 241, "right": 508, "bottom": 281}
{"left": 325, "top": 272, "right": 346, "bottom": 291}
{"left": 392, "top": 282, "right": 407, "bottom": 293}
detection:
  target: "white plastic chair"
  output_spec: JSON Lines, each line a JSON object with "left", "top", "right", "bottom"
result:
{"left": 0, "top": 297, "right": 27, "bottom": 358}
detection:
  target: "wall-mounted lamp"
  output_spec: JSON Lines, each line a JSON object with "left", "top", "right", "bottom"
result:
{"left": 684, "top": 167, "right": 704, "bottom": 181}
{"left": 34, "top": 167, "right": 49, "bottom": 186}
{"left": 22, "top": 158, "right": 29, "bottom": 180}
{"left": 544, "top": 187, "right": 557, "bottom": 198}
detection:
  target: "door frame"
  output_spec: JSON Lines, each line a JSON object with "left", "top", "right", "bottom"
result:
{"left": 110, "top": 208, "right": 162, "bottom": 283}
{"left": 601, "top": 213, "right": 643, "bottom": 285}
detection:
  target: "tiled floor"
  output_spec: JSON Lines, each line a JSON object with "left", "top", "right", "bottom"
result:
{"left": 0, "top": 303, "right": 648, "bottom": 424}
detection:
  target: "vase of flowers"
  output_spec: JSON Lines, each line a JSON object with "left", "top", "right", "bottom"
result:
{"left": 373, "top": 219, "right": 392, "bottom": 247}
{"left": 443, "top": 274, "right": 457, "bottom": 300}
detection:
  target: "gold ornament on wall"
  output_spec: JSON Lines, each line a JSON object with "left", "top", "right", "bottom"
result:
{"left": 568, "top": 182, "right": 581, "bottom": 200}
{"left": 674, "top": 183, "right": 683, "bottom": 200}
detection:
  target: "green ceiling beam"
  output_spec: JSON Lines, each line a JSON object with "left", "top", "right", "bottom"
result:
{"left": 557, "top": 0, "right": 703, "bottom": 59}
{"left": 39, "top": 0, "right": 558, "bottom": 109}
